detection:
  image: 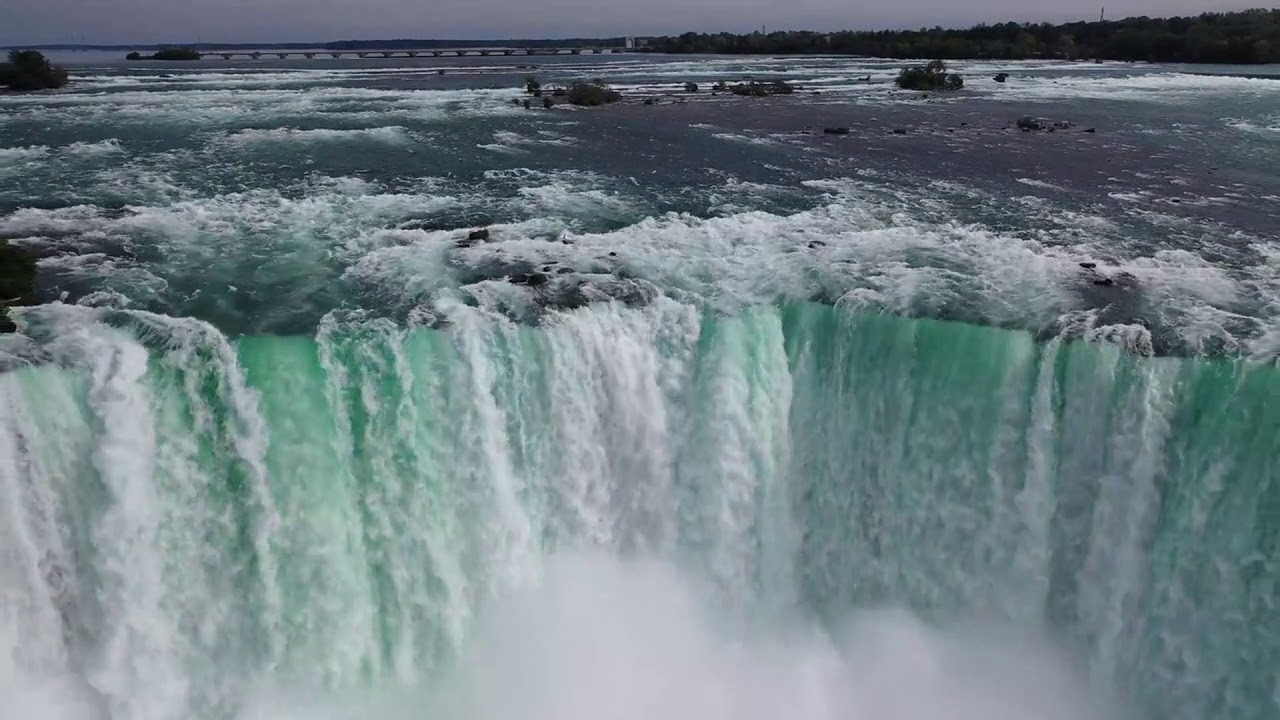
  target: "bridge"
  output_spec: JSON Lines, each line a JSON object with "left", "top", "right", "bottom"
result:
{"left": 203, "top": 47, "right": 624, "bottom": 60}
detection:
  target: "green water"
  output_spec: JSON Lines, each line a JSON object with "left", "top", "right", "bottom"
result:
{"left": 1, "top": 302, "right": 1276, "bottom": 719}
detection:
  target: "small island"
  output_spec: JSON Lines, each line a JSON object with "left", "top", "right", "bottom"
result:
{"left": 896, "top": 60, "right": 964, "bottom": 91}
{"left": 126, "top": 48, "right": 203, "bottom": 61}
{"left": 0, "top": 50, "right": 69, "bottom": 91}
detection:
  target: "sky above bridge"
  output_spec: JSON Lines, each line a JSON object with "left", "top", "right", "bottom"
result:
{"left": 1, "top": 0, "right": 1262, "bottom": 46}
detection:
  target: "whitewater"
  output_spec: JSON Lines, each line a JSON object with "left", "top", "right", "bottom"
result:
{"left": 1, "top": 53, "right": 1278, "bottom": 720}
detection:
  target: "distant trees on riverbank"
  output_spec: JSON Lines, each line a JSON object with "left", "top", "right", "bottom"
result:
{"left": 127, "top": 48, "right": 202, "bottom": 61}
{"left": 645, "top": 9, "right": 1280, "bottom": 64}
{"left": 0, "top": 50, "right": 68, "bottom": 91}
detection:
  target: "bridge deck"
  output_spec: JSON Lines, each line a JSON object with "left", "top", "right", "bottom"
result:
{"left": 202, "top": 48, "right": 623, "bottom": 60}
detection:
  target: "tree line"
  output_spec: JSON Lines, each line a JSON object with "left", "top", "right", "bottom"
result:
{"left": 643, "top": 9, "right": 1280, "bottom": 64}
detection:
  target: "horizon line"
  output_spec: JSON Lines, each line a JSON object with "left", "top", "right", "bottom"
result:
{"left": 6, "top": 8, "right": 1275, "bottom": 49}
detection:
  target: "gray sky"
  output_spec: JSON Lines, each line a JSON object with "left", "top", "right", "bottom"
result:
{"left": 0, "top": 0, "right": 1263, "bottom": 46}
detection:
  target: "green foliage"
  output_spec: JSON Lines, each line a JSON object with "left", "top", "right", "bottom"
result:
{"left": 126, "top": 52, "right": 143, "bottom": 61}
{"left": 644, "top": 10, "right": 1280, "bottom": 64}
{"left": 895, "top": 60, "right": 964, "bottom": 91}
{"left": 566, "top": 81, "right": 621, "bottom": 106}
{"left": 151, "top": 48, "right": 201, "bottom": 60}
{"left": 729, "top": 80, "right": 796, "bottom": 96}
{"left": 0, "top": 50, "right": 69, "bottom": 91}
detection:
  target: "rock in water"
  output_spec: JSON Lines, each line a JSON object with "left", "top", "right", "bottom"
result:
{"left": 1017, "top": 116, "right": 1045, "bottom": 131}
{"left": 823, "top": 127, "right": 850, "bottom": 135}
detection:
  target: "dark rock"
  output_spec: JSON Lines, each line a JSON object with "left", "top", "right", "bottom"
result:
{"left": 608, "top": 251, "right": 618, "bottom": 257}
{"left": 892, "top": 128, "right": 907, "bottom": 135}
{"left": 823, "top": 127, "right": 850, "bottom": 135}
{"left": 556, "top": 266, "right": 574, "bottom": 274}
{"left": 508, "top": 272, "right": 548, "bottom": 287}
{"left": 1, "top": 241, "right": 37, "bottom": 333}
{"left": 1093, "top": 277, "right": 1115, "bottom": 287}
{"left": 808, "top": 240, "right": 827, "bottom": 248}
{"left": 543, "top": 96, "right": 554, "bottom": 109}
{"left": 643, "top": 97, "right": 656, "bottom": 105}
{"left": 1085, "top": 127, "right": 1096, "bottom": 133}
{"left": 684, "top": 82, "right": 699, "bottom": 93}
{"left": 468, "top": 228, "right": 491, "bottom": 242}
{"left": 1079, "top": 261, "right": 1098, "bottom": 269}
{"left": 523, "top": 99, "right": 531, "bottom": 109}
{"left": 1053, "top": 120, "right": 1074, "bottom": 129}
{"left": 1017, "top": 116, "right": 1044, "bottom": 131}
{"left": 730, "top": 80, "right": 796, "bottom": 97}
{"left": 994, "top": 72, "right": 1010, "bottom": 83}
{"left": 437, "top": 69, "right": 446, "bottom": 75}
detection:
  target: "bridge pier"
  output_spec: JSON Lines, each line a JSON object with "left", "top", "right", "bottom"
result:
{"left": 304, "top": 52, "right": 315, "bottom": 58}
{"left": 408, "top": 51, "right": 418, "bottom": 58}
{"left": 250, "top": 52, "right": 261, "bottom": 59}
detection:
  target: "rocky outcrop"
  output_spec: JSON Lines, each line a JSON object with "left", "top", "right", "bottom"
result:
{"left": 1, "top": 241, "right": 37, "bottom": 333}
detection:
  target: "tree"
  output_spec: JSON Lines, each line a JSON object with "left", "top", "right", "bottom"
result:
{"left": 0, "top": 50, "right": 69, "bottom": 91}
{"left": 642, "top": 10, "right": 1280, "bottom": 64}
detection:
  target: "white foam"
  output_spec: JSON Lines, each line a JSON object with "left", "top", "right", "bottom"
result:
{"left": 0, "top": 146, "right": 50, "bottom": 165}
{"left": 982, "top": 72, "right": 1280, "bottom": 103}
{"left": 711, "top": 133, "right": 783, "bottom": 146}
{"left": 62, "top": 139, "right": 124, "bottom": 157}
{"left": 217, "top": 125, "right": 417, "bottom": 148}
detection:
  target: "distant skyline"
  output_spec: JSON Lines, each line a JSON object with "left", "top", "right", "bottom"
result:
{"left": 0, "top": 0, "right": 1266, "bottom": 46}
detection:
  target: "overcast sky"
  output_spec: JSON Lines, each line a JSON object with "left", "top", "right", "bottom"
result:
{"left": 0, "top": 0, "right": 1263, "bottom": 46}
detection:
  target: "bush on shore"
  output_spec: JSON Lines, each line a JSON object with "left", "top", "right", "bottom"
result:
{"left": 0, "top": 50, "right": 69, "bottom": 91}
{"left": 896, "top": 60, "right": 964, "bottom": 91}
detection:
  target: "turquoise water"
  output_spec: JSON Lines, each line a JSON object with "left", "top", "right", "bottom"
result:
{"left": 1, "top": 55, "right": 1278, "bottom": 720}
